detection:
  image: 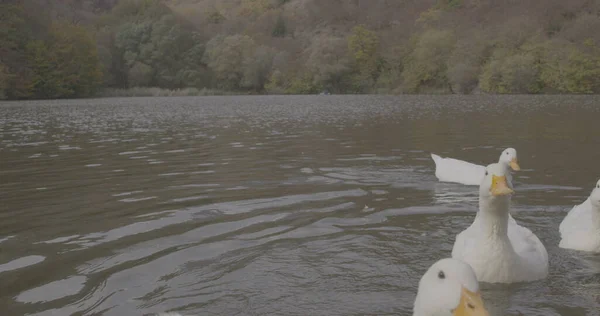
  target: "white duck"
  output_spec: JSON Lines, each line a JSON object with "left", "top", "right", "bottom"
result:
{"left": 431, "top": 148, "right": 520, "bottom": 186}
{"left": 559, "top": 179, "right": 600, "bottom": 252}
{"left": 451, "top": 163, "right": 548, "bottom": 283}
{"left": 414, "top": 258, "right": 489, "bottom": 316}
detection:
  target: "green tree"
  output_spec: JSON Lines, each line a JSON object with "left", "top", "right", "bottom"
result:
{"left": 272, "top": 15, "right": 286, "bottom": 37}
{"left": 111, "top": 6, "right": 205, "bottom": 89}
{"left": 51, "top": 22, "right": 103, "bottom": 97}
{"left": 306, "top": 35, "right": 352, "bottom": 93}
{"left": 242, "top": 45, "right": 275, "bottom": 91}
{"left": 348, "top": 24, "right": 380, "bottom": 91}
{"left": 0, "top": 63, "right": 9, "bottom": 100}
{"left": 203, "top": 34, "right": 260, "bottom": 90}
{"left": 402, "top": 29, "right": 456, "bottom": 93}
{"left": 177, "top": 42, "right": 212, "bottom": 89}
{"left": 26, "top": 40, "right": 65, "bottom": 99}
{"left": 111, "top": 0, "right": 170, "bottom": 21}
{"left": 479, "top": 51, "right": 542, "bottom": 94}
{"left": 128, "top": 61, "right": 154, "bottom": 87}
{"left": 540, "top": 40, "right": 600, "bottom": 93}
{"left": 286, "top": 72, "right": 320, "bottom": 94}
{"left": 447, "top": 32, "right": 492, "bottom": 94}
{"left": 206, "top": 10, "right": 225, "bottom": 24}
{"left": 265, "top": 69, "right": 286, "bottom": 94}
{"left": 25, "top": 22, "right": 103, "bottom": 98}
{"left": 0, "top": 3, "right": 36, "bottom": 99}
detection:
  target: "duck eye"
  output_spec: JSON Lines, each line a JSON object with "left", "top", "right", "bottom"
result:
{"left": 438, "top": 271, "right": 445, "bottom": 279}
{"left": 485, "top": 171, "right": 488, "bottom": 176}
{"left": 506, "top": 152, "right": 509, "bottom": 155}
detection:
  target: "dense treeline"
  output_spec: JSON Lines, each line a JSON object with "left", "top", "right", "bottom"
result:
{"left": 1, "top": 0, "right": 600, "bottom": 99}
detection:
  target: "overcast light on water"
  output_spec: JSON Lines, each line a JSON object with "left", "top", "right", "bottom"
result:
{"left": 1, "top": 95, "right": 600, "bottom": 316}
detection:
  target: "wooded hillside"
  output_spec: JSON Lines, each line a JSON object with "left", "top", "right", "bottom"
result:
{"left": 1, "top": 0, "right": 600, "bottom": 99}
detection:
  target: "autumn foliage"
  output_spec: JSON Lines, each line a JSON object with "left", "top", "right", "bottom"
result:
{"left": 1, "top": 0, "right": 600, "bottom": 99}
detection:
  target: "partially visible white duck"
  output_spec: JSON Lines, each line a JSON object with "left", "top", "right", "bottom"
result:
{"left": 431, "top": 148, "right": 520, "bottom": 186}
{"left": 414, "top": 258, "right": 489, "bottom": 316}
{"left": 452, "top": 163, "right": 548, "bottom": 283}
{"left": 559, "top": 179, "right": 600, "bottom": 252}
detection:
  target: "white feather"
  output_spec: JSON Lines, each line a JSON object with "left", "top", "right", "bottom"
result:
{"left": 559, "top": 180, "right": 600, "bottom": 252}
{"left": 431, "top": 148, "right": 518, "bottom": 186}
{"left": 451, "top": 163, "right": 548, "bottom": 283}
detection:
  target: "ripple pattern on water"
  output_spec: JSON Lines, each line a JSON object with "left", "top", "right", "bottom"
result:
{"left": 1, "top": 95, "right": 600, "bottom": 315}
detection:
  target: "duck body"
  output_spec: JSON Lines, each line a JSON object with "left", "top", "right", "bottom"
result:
{"left": 451, "top": 163, "right": 548, "bottom": 284}
{"left": 559, "top": 180, "right": 600, "bottom": 252}
{"left": 453, "top": 211, "right": 548, "bottom": 283}
{"left": 431, "top": 148, "right": 520, "bottom": 186}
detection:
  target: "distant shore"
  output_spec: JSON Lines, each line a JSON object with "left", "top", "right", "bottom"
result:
{"left": 99, "top": 87, "right": 237, "bottom": 98}
{"left": 3, "top": 90, "right": 600, "bottom": 103}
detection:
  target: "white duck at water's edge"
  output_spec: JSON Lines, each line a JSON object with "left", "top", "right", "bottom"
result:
{"left": 431, "top": 148, "right": 520, "bottom": 186}
{"left": 451, "top": 163, "right": 548, "bottom": 284}
{"left": 413, "top": 258, "right": 489, "bottom": 316}
{"left": 559, "top": 179, "right": 600, "bottom": 252}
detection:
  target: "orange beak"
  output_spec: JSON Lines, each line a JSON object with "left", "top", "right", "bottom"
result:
{"left": 491, "top": 175, "right": 514, "bottom": 196}
{"left": 453, "top": 287, "right": 490, "bottom": 316}
{"left": 509, "top": 158, "right": 520, "bottom": 171}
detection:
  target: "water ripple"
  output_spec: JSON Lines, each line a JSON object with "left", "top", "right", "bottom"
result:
{"left": 1, "top": 95, "right": 600, "bottom": 315}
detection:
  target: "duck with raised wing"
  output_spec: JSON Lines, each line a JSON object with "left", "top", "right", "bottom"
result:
{"left": 431, "top": 148, "right": 520, "bottom": 186}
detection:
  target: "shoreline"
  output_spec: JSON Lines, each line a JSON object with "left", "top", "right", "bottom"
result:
{"left": 2, "top": 92, "right": 600, "bottom": 103}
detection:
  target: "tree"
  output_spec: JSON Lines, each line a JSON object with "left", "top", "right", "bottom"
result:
{"left": 348, "top": 24, "right": 380, "bottom": 89}
{"left": 203, "top": 34, "right": 263, "bottom": 90}
{"left": 242, "top": 45, "right": 275, "bottom": 91}
{"left": 272, "top": 15, "right": 286, "bottom": 37}
{"left": 24, "top": 22, "right": 103, "bottom": 99}
{"left": 0, "top": 3, "right": 36, "bottom": 99}
{"left": 540, "top": 39, "right": 600, "bottom": 93}
{"left": 446, "top": 31, "right": 493, "bottom": 94}
{"left": 402, "top": 29, "right": 456, "bottom": 93}
{"left": 306, "top": 35, "right": 352, "bottom": 93}
{"left": 479, "top": 51, "right": 542, "bottom": 94}
{"left": 177, "top": 42, "right": 212, "bottom": 89}
{"left": 26, "top": 40, "right": 64, "bottom": 99}
{"left": 0, "top": 63, "right": 9, "bottom": 99}
{"left": 128, "top": 62, "right": 154, "bottom": 87}
{"left": 50, "top": 21, "right": 103, "bottom": 97}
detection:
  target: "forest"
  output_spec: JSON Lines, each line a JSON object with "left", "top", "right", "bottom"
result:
{"left": 1, "top": 0, "right": 600, "bottom": 100}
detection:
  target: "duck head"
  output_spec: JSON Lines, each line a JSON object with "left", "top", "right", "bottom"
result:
{"left": 480, "top": 163, "right": 515, "bottom": 198}
{"left": 498, "top": 148, "right": 520, "bottom": 171}
{"left": 414, "top": 258, "right": 489, "bottom": 316}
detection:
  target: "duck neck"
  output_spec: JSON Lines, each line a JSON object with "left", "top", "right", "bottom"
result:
{"left": 590, "top": 202, "right": 600, "bottom": 229}
{"left": 477, "top": 195, "right": 510, "bottom": 237}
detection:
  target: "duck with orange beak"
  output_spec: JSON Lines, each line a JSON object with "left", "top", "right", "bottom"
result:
{"left": 413, "top": 258, "right": 489, "bottom": 316}
{"left": 451, "top": 163, "right": 548, "bottom": 283}
{"left": 431, "top": 148, "right": 520, "bottom": 186}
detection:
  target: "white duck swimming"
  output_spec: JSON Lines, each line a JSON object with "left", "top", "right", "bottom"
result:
{"left": 414, "top": 258, "right": 489, "bottom": 316}
{"left": 451, "top": 163, "right": 548, "bottom": 283}
{"left": 431, "top": 148, "right": 520, "bottom": 186}
{"left": 559, "top": 179, "right": 600, "bottom": 252}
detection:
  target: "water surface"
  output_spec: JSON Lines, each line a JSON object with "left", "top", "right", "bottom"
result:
{"left": 1, "top": 95, "right": 599, "bottom": 316}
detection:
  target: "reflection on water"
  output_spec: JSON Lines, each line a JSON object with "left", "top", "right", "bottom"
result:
{"left": 0, "top": 256, "right": 46, "bottom": 274}
{"left": 0, "top": 95, "right": 599, "bottom": 315}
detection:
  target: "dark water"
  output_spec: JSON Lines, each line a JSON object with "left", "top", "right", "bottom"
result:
{"left": 0, "top": 95, "right": 599, "bottom": 316}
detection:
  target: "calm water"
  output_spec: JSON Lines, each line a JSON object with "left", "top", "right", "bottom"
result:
{"left": 0, "top": 95, "right": 599, "bottom": 316}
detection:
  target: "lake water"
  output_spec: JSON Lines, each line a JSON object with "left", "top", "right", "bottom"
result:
{"left": 0, "top": 95, "right": 599, "bottom": 316}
